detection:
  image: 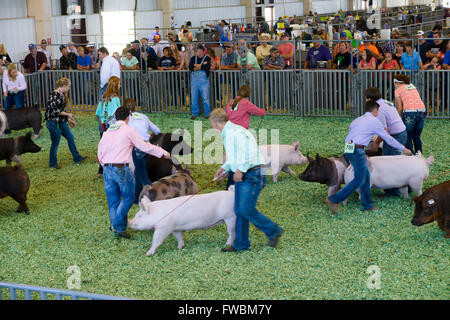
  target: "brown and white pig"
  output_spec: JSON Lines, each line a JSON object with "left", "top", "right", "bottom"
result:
{"left": 138, "top": 168, "right": 198, "bottom": 202}
{"left": 299, "top": 154, "right": 348, "bottom": 197}
{"left": 0, "top": 132, "right": 42, "bottom": 166}
{"left": 344, "top": 152, "right": 434, "bottom": 199}
{"left": 129, "top": 187, "right": 236, "bottom": 256}
{"left": 259, "top": 141, "right": 308, "bottom": 182}
{"left": 0, "top": 166, "right": 31, "bottom": 214}
{"left": 410, "top": 180, "right": 450, "bottom": 238}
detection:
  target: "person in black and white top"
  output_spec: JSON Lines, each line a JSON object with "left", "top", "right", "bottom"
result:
{"left": 45, "top": 77, "right": 87, "bottom": 169}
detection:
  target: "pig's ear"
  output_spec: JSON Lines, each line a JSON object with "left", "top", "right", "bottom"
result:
{"left": 315, "top": 153, "right": 320, "bottom": 161}
{"left": 306, "top": 154, "right": 312, "bottom": 162}
{"left": 426, "top": 153, "right": 434, "bottom": 166}
{"left": 410, "top": 196, "right": 420, "bottom": 207}
{"left": 292, "top": 141, "right": 300, "bottom": 152}
{"left": 141, "top": 196, "right": 152, "bottom": 212}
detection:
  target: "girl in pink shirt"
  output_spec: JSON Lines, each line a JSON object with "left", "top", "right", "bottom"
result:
{"left": 225, "top": 85, "right": 266, "bottom": 130}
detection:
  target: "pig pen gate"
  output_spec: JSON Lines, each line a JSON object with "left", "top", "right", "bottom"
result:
{"left": 1, "top": 68, "right": 449, "bottom": 119}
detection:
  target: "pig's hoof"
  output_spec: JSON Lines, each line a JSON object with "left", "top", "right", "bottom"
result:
{"left": 177, "top": 245, "right": 185, "bottom": 249}
{"left": 145, "top": 250, "right": 155, "bottom": 256}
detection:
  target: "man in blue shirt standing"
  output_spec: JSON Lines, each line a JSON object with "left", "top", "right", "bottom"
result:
{"left": 211, "top": 108, "right": 284, "bottom": 252}
{"left": 326, "top": 100, "right": 412, "bottom": 214}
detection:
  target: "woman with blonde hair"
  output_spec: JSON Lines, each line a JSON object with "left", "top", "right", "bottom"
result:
{"left": 95, "top": 76, "right": 121, "bottom": 176}
{"left": 0, "top": 44, "right": 12, "bottom": 64}
{"left": 2, "top": 64, "right": 27, "bottom": 110}
{"left": 45, "top": 77, "right": 87, "bottom": 169}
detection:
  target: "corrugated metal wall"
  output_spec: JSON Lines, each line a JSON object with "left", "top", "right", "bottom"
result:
{"left": 0, "top": 0, "right": 27, "bottom": 19}
{"left": 0, "top": 18, "right": 36, "bottom": 62}
{"left": 312, "top": 0, "right": 348, "bottom": 14}
{"left": 103, "top": 0, "right": 135, "bottom": 11}
{"left": 272, "top": 0, "right": 305, "bottom": 18}
{"left": 137, "top": 0, "right": 157, "bottom": 11}
{"left": 135, "top": 11, "right": 164, "bottom": 40}
{"left": 175, "top": 0, "right": 241, "bottom": 9}
{"left": 175, "top": 6, "right": 246, "bottom": 27}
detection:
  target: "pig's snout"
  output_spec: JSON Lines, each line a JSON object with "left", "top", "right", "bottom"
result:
{"left": 411, "top": 217, "right": 423, "bottom": 226}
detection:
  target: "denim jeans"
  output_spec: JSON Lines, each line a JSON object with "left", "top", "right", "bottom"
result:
{"left": 190, "top": 71, "right": 211, "bottom": 117}
{"left": 328, "top": 148, "right": 374, "bottom": 211}
{"left": 402, "top": 111, "right": 426, "bottom": 154}
{"left": 103, "top": 165, "right": 135, "bottom": 233}
{"left": 4, "top": 90, "right": 25, "bottom": 110}
{"left": 46, "top": 120, "right": 83, "bottom": 167}
{"left": 132, "top": 148, "right": 152, "bottom": 204}
{"left": 383, "top": 130, "right": 407, "bottom": 196}
{"left": 233, "top": 168, "right": 281, "bottom": 251}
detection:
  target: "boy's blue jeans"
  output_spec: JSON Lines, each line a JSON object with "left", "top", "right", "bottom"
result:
{"left": 132, "top": 148, "right": 152, "bottom": 204}
{"left": 233, "top": 168, "right": 282, "bottom": 251}
{"left": 103, "top": 165, "right": 135, "bottom": 233}
{"left": 328, "top": 148, "right": 374, "bottom": 211}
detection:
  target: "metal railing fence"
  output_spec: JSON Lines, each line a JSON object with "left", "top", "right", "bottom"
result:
{"left": 0, "top": 282, "right": 131, "bottom": 300}
{"left": 1, "top": 68, "right": 449, "bottom": 119}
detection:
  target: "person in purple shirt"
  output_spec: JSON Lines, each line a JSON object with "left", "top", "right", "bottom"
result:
{"left": 326, "top": 100, "right": 412, "bottom": 214}
{"left": 304, "top": 35, "right": 332, "bottom": 69}
{"left": 365, "top": 87, "right": 407, "bottom": 197}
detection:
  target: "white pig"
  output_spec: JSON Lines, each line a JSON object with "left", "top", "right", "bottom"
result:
{"left": 344, "top": 152, "right": 434, "bottom": 199}
{"left": 259, "top": 141, "right": 308, "bottom": 182}
{"left": 129, "top": 188, "right": 236, "bottom": 256}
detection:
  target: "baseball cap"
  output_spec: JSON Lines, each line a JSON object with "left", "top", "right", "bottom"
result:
{"left": 59, "top": 44, "right": 66, "bottom": 51}
{"left": 41, "top": 39, "right": 47, "bottom": 44}
{"left": 28, "top": 44, "right": 36, "bottom": 50}
{"left": 340, "top": 32, "right": 347, "bottom": 38}
{"left": 269, "top": 47, "right": 279, "bottom": 53}
{"left": 154, "top": 34, "right": 161, "bottom": 40}
{"left": 281, "top": 32, "right": 289, "bottom": 38}
{"left": 131, "top": 40, "right": 140, "bottom": 44}
{"left": 416, "top": 30, "right": 424, "bottom": 36}
{"left": 196, "top": 44, "right": 205, "bottom": 51}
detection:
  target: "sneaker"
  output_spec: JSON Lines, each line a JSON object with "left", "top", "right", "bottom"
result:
{"left": 221, "top": 245, "right": 238, "bottom": 252}
{"left": 114, "top": 231, "right": 131, "bottom": 239}
{"left": 50, "top": 165, "right": 61, "bottom": 170}
{"left": 268, "top": 228, "right": 284, "bottom": 248}
{"left": 364, "top": 206, "right": 380, "bottom": 213}
{"left": 75, "top": 156, "right": 88, "bottom": 164}
{"left": 205, "top": 115, "right": 210, "bottom": 119}
{"left": 325, "top": 197, "right": 339, "bottom": 214}
{"left": 191, "top": 115, "right": 198, "bottom": 120}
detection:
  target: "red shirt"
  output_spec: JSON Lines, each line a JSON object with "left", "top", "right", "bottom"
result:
{"left": 381, "top": 59, "right": 399, "bottom": 70}
{"left": 23, "top": 51, "right": 48, "bottom": 73}
{"left": 226, "top": 98, "right": 266, "bottom": 129}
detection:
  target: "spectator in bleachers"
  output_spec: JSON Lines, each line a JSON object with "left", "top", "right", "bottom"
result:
{"left": 221, "top": 43, "right": 238, "bottom": 70}
{"left": 358, "top": 41, "right": 380, "bottom": 60}
{"left": 140, "top": 50, "right": 157, "bottom": 71}
{"left": 416, "top": 31, "right": 428, "bottom": 65}
{"left": 168, "top": 32, "right": 183, "bottom": 52}
{"left": 152, "top": 35, "right": 167, "bottom": 58}
{"left": 237, "top": 47, "right": 261, "bottom": 70}
{"left": 170, "top": 44, "right": 184, "bottom": 70}
{"left": 304, "top": 35, "right": 332, "bottom": 69}
{"left": 77, "top": 46, "right": 92, "bottom": 71}
{"left": 39, "top": 39, "right": 53, "bottom": 70}
{"left": 0, "top": 44, "right": 12, "bottom": 64}
{"left": 378, "top": 52, "right": 400, "bottom": 70}
{"left": 189, "top": 44, "right": 211, "bottom": 120}
{"left": 140, "top": 37, "right": 149, "bottom": 52}
{"left": 263, "top": 47, "right": 285, "bottom": 70}
{"left": 423, "top": 57, "right": 442, "bottom": 70}
{"left": 67, "top": 41, "right": 79, "bottom": 56}
{"left": 2, "top": 63, "right": 26, "bottom": 110}
{"left": 23, "top": 44, "right": 48, "bottom": 73}
{"left": 112, "top": 52, "right": 122, "bottom": 69}
{"left": 157, "top": 47, "right": 176, "bottom": 71}
{"left": 59, "top": 45, "right": 77, "bottom": 70}
{"left": 129, "top": 40, "right": 142, "bottom": 62}
{"left": 255, "top": 34, "right": 273, "bottom": 67}
{"left": 150, "top": 27, "right": 161, "bottom": 41}
{"left": 249, "top": 31, "right": 261, "bottom": 54}
{"left": 278, "top": 33, "right": 295, "bottom": 69}
{"left": 331, "top": 25, "right": 340, "bottom": 42}
{"left": 426, "top": 24, "right": 442, "bottom": 45}
{"left": 333, "top": 42, "right": 352, "bottom": 70}
{"left": 401, "top": 41, "right": 423, "bottom": 71}
{"left": 393, "top": 43, "right": 405, "bottom": 65}
{"left": 333, "top": 32, "right": 350, "bottom": 59}
{"left": 206, "top": 20, "right": 229, "bottom": 40}
{"left": 121, "top": 50, "right": 139, "bottom": 70}
{"left": 370, "top": 34, "right": 384, "bottom": 60}
{"left": 358, "top": 49, "right": 376, "bottom": 70}
{"left": 424, "top": 32, "right": 444, "bottom": 63}
{"left": 86, "top": 43, "right": 97, "bottom": 69}
{"left": 443, "top": 41, "right": 450, "bottom": 70}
